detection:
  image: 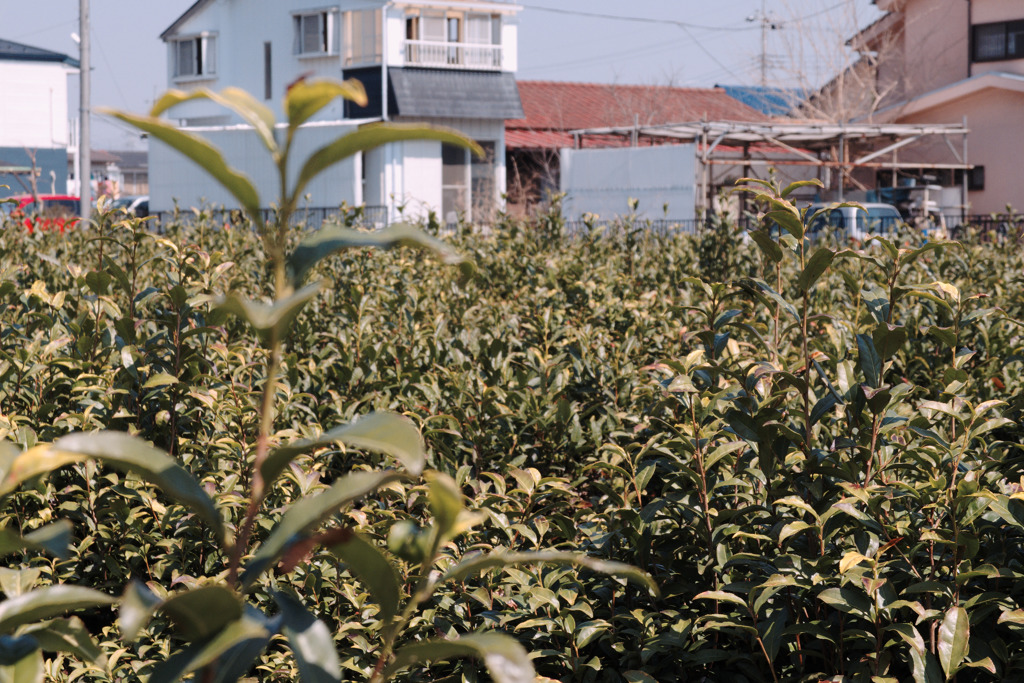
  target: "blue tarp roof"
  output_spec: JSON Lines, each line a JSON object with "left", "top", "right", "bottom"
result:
{"left": 717, "top": 85, "right": 805, "bottom": 117}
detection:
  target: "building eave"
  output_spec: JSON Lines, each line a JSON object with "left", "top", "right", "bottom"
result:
{"left": 873, "top": 71, "right": 1024, "bottom": 120}
{"left": 160, "top": 0, "right": 216, "bottom": 41}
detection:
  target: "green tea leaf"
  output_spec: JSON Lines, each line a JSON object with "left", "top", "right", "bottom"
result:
{"left": 0, "top": 522, "right": 72, "bottom": 560}
{"left": 781, "top": 178, "right": 823, "bottom": 198}
{"left": 386, "top": 632, "right": 534, "bottom": 683}
{"left": 0, "top": 649, "right": 42, "bottom": 683}
{"left": 857, "top": 334, "right": 882, "bottom": 388}
{"left": 150, "top": 87, "right": 278, "bottom": 155}
{"left": 748, "top": 229, "right": 783, "bottom": 263}
{"left": 243, "top": 470, "right": 406, "bottom": 590}
{"left": 326, "top": 531, "right": 401, "bottom": 624}
{"left": 441, "top": 550, "right": 658, "bottom": 596}
{"left": 428, "top": 471, "right": 465, "bottom": 540}
{"left": 938, "top": 606, "right": 969, "bottom": 677}
{"left": 118, "top": 581, "right": 162, "bottom": 642}
{"left": 161, "top": 585, "right": 244, "bottom": 642}
{"left": 215, "top": 281, "right": 323, "bottom": 346}
{"left": 22, "top": 617, "right": 105, "bottom": 668}
{"left": 274, "top": 592, "right": 341, "bottom": 683}
{"left": 797, "top": 247, "right": 835, "bottom": 292}
{"left": 287, "top": 222, "right": 470, "bottom": 287}
{"left": 50, "top": 432, "right": 225, "bottom": 544}
{"left": 0, "top": 586, "right": 115, "bottom": 635}
{"left": 100, "top": 110, "right": 263, "bottom": 228}
{"left": 148, "top": 611, "right": 271, "bottom": 683}
{"left": 285, "top": 78, "right": 367, "bottom": 129}
{"left": 261, "top": 411, "right": 425, "bottom": 490}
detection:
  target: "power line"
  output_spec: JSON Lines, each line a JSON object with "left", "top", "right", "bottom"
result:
{"left": 517, "top": 4, "right": 758, "bottom": 32}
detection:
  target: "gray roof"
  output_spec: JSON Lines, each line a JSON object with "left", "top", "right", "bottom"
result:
{"left": 389, "top": 68, "right": 524, "bottom": 120}
{"left": 0, "top": 38, "right": 79, "bottom": 67}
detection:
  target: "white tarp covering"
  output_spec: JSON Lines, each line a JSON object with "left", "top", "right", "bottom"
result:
{"left": 559, "top": 144, "right": 696, "bottom": 221}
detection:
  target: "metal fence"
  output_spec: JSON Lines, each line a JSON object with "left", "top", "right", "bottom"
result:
{"left": 153, "top": 205, "right": 388, "bottom": 229}
{"left": 147, "top": 206, "right": 1024, "bottom": 244}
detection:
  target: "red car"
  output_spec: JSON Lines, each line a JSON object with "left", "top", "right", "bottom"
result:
{"left": 1, "top": 195, "right": 81, "bottom": 233}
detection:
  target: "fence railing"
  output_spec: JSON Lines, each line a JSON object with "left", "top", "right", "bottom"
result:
{"left": 403, "top": 40, "right": 502, "bottom": 70}
{"left": 154, "top": 205, "right": 388, "bottom": 229}
{"left": 146, "top": 208, "right": 1024, "bottom": 244}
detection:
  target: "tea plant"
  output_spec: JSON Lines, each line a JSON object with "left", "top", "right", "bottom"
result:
{"left": 0, "top": 80, "right": 657, "bottom": 682}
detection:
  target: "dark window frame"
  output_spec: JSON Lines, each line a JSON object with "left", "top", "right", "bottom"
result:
{"left": 972, "top": 19, "right": 1024, "bottom": 62}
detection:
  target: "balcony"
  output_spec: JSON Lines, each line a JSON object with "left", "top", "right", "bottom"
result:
{"left": 403, "top": 40, "right": 502, "bottom": 70}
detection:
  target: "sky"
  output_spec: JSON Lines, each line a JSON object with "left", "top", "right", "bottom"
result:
{"left": 1, "top": 0, "right": 882, "bottom": 150}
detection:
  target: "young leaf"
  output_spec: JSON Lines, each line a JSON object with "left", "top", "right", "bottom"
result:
{"left": 325, "top": 530, "right": 402, "bottom": 624}
{"left": 50, "top": 432, "right": 225, "bottom": 543}
{"left": 0, "top": 586, "right": 115, "bottom": 635}
{"left": 938, "top": 606, "right": 969, "bottom": 678}
{"left": 273, "top": 592, "right": 341, "bottom": 683}
{"left": 215, "top": 281, "right": 323, "bottom": 346}
{"left": 694, "top": 590, "right": 748, "bottom": 608}
{"left": 781, "top": 178, "right": 823, "bottom": 198}
{"left": 285, "top": 78, "right": 367, "bottom": 129}
{"left": 260, "top": 411, "right": 426, "bottom": 490}
{"left": 439, "top": 550, "right": 659, "bottom": 597}
{"left": 99, "top": 110, "right": 263, "bottom": 228}
{"left": 242, "top": 470, "right": 406, "bottom": 590}
{"left": 150, "top": 87, "right": 278, "bottom": 156}
{"left": 428, "top": 471, "right": 465, "bottom": 540}
{"left": 292, "top": 124, "right": 481, "bottom": 204}
{"left": 385, "top": 632, "right": 534, "bottom": 683}
{"left": 287, "top": 222, "right": 470, "bottom": 288}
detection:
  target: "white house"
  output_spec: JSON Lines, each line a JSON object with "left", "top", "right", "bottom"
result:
{"left": 0, "top": 39, "right": 79, "bottom": 198}
{"left": 152, "top": 0, "right": 524, "bottom": 223}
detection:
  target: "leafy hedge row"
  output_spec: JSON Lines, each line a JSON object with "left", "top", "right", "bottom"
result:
{"left": 3, "top": 190, "right": 1024, "bottom": 681}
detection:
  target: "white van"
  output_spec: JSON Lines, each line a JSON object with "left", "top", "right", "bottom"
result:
{"left": 805, "top": 203, "right": 903, "bottom": 242}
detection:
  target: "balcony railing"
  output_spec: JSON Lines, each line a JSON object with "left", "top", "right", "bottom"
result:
{"left": 403, "top": 40, "right": 502, "bottom": 70}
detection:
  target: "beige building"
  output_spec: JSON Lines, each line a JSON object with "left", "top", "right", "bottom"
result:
{"left": 851, "top": 0, "right": 1024, "bottom": 213}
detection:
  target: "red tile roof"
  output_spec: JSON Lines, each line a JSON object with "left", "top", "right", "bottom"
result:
{"left": 508, "top": 80, "right": 769, "bottom": 149}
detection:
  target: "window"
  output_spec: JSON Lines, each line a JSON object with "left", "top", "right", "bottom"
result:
{"left": 172, "top": 34, "right": 216, "bottom": 79}
{"left": 293, "top": 10, "right": 338, "bottom": 56}
{"left": 442, "top": 140, "right": 495, "bottom": 223}
{"left": 404, "top": 10, "right": 501, "bottom": 68}
{"left": 972, "top": 20, "right": 1024, "bottom": 62}
{"left": 343, "top": 10, "right": 382, "bottom": 66}
{"left": 954, "top": 166, "right": 986, "bottom": 191}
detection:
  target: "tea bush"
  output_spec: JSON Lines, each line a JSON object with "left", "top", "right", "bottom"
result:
{"left": 4, "top": 97, "right": 1024, "bottom": 681}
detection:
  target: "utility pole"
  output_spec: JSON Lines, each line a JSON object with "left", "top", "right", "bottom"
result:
{"left": 747, "top": 0, "right": 783, "bottom": 88}
{"left": 79, "top": 0, "right": 91, "bottom": 226}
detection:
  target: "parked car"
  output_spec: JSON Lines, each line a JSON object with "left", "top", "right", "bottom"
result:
{"left": 110, "top": 195, "right": 149, "bottom": 218}
{"left": 806, "top": 202, "right": 903, "bottom": 242}
{"left": 0, "top": 195, "right": 80, "bottom": 233}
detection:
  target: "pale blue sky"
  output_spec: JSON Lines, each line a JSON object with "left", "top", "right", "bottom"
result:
{"left": 2, "top": 1, "right": 881, "bottom": 150}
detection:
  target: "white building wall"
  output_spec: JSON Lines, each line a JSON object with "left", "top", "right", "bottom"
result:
{"left": 166, "top": 0, "right": 351, "bottom": 124}
{"left": 149, "top": 120, "right": 360, "bottom": 213}
{"left": 0, "top": 61, "right": 74, "bottom": 148}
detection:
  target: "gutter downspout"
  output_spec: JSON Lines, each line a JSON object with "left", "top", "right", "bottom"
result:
{"left": 966, "top": 0, "right": 973, "bottom": 78}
